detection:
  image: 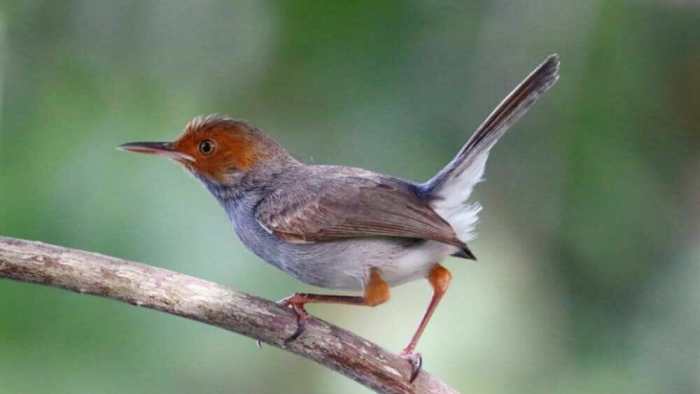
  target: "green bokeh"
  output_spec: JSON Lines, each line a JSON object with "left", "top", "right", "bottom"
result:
{"left": 1, "top": 1, "right": 699, "bottom": 393}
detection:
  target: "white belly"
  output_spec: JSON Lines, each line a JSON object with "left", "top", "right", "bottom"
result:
{"left": 278, "top": 239, "right": 457, "bottom": 291}
{"left": 379, "top": 241, "right": 458, "bottom": 287}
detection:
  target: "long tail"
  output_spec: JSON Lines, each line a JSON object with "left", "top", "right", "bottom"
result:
{"left": 424, "top": 54, "right": 560, "bottom": 244}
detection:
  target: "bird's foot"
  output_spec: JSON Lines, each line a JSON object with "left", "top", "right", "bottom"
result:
{"left": 277, "top": 294, "right": 310, "bottom": 344}
{"left": 256, "top": 295, "right": 310, "bottom": 348}
{"left": 400, "top": 349, "right": 423, "bottom": 383}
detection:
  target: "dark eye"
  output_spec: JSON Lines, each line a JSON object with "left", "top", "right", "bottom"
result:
{"left": 198, "top": 139, "right": 215, "bottom": 155}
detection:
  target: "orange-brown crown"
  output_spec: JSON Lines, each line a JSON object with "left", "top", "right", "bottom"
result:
{"left": 120, "top": 114, "right": 290, "bottom": 184}
{"left": 173, "top": 115, "right": 261, "bottom": 180}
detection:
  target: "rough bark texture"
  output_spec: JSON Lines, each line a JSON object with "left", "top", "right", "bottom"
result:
{"left": 0, "top": 236, "right": 458, "bottom": 394}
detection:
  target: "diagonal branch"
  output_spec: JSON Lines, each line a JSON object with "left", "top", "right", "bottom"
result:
{"left": 0, "top": 236, "right": 458, "bottom": 394}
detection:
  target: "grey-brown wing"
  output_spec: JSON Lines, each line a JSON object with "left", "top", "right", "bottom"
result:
{"left": 255, "top": 175, "right": 466, "bottom": 248}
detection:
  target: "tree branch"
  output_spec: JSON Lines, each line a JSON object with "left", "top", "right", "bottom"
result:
{"left": 0, "top": 236, "right": 458, "bottom": 394}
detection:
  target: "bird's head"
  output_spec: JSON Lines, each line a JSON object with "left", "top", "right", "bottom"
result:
{"left": 119, "top": 115, "right": 293, "bottom": 189}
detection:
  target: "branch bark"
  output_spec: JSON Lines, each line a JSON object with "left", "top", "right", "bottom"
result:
{"left": 0, "top": 236, "right": 458, "bottom": 394}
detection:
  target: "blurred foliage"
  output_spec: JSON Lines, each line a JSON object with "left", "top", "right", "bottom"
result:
{"left": 1, "top": 1, "right": 699, "bottom": 393}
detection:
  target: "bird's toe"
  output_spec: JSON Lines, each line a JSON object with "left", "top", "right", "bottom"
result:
{"left": 399, "top": 350, "right": 423, "bottom": 383}
{"left": 277, "top": 294, "right": 310, "bottom": 344}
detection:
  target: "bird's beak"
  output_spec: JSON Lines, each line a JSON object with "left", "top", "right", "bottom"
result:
{"left": 117, "top": 141, "right": 195, "bottom": 162}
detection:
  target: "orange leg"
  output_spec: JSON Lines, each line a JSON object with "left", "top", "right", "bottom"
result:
{"left": 279, "top": 268, "right": 390, "bottom": 342}
{"left": 401, "top": 264, "right": 452, "bottom": 382}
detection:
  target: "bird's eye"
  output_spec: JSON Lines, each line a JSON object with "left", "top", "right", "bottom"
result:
{"left": 198, "top": 139, "right": 216, "bottom": 155}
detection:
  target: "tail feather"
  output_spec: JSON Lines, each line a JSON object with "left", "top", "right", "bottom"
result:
{"left": 425, "top": 54, "right": 560, "bottom": 242}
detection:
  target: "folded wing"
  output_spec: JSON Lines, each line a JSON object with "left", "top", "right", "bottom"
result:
{"left": 255, "top": 173, "right": 467, "bottom": 249}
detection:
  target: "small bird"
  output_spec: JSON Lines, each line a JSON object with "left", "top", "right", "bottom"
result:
{"left": 120, "top": 54, "right": 559, "bottom": 382}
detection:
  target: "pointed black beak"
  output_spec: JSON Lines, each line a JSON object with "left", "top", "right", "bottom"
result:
{"left": 117, "top": 141, "right": 194, "bottom": 162}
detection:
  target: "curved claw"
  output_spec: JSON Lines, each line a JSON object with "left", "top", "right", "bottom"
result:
{"left": 284, "top": 316, "right": 307, "bottom": 344}
{"left": 400, "top": 350, "right": 423, "bottom": 383}
{"left": 278, "top": 295, "right": 310, "bottom": 344}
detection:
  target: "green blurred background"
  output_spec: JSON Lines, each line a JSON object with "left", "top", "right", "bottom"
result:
{"left": 1, "top": 1, "right": 699, "bottom": 393}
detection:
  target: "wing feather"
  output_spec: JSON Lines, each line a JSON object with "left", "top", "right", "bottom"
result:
{"left": 255, "top": 174, "right": 466, "bottom": 248}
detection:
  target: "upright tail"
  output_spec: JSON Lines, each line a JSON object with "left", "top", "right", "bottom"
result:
{"left": 424, "top": 54, "right": 560, "bottom": 245}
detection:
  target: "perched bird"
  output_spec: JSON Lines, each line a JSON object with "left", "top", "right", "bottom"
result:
{"left": 120, "top": 54, "right": 559, "bottom": 382}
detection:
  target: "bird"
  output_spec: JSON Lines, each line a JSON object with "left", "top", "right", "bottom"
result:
{"left": 119, "top": 54, "right": 559, "bottom": 382}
